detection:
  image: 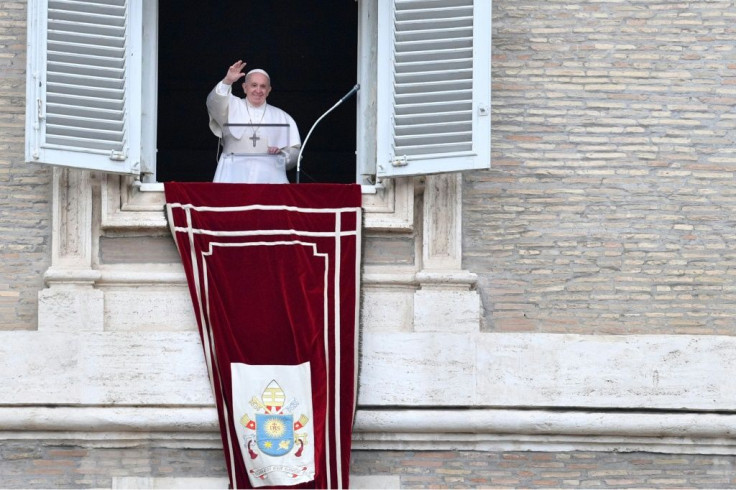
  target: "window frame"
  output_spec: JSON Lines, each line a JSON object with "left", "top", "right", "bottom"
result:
{"left": 27, "top": 0, "right": 490, "bottom": 184}
{"left": 139, "top": 0, "right": 158, "bottom": 178}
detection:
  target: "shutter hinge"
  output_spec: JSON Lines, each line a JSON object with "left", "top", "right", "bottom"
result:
{"left": 36, "top": 98, "right": 45, "bottom": 121}
{"left": 109, "top": 150, "right": 127, "bottom": 161}
{"left": 391, "top": 155, "right": 408, "bottom": 167}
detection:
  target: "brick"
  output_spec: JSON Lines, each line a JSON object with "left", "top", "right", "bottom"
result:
{"left": 471, "top": 0, "right": 736, "bottom": 339}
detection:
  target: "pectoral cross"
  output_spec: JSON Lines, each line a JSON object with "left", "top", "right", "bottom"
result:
{"left": 249, "top": 132, "right": 260, "bottom": 147}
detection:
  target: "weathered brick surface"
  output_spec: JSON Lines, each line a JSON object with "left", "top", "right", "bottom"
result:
{"left": 351, "top": 450, "right": 736, "bottom": 489}
{"left": 0, "top": 441, "right": 227, "bottom": 488}
{"left": 3, "top": 444, "right": 736, "bottom": 489}
{"left": 465, "top": 1, "right": 736, "bottom": 334}
{"left": 0, "top": 0, "right": 51, "bottom": 331}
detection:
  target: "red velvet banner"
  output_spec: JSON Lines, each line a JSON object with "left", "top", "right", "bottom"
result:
{"left": 165, "top": 183, "right": 362, "bottom": 489}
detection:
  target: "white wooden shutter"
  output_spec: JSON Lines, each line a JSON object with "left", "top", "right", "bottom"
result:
{"left": 376, "top": 0, "right": 490, "bottom": 178}
{"left": 26, "top": 0, "right": 142, "bottom": 175}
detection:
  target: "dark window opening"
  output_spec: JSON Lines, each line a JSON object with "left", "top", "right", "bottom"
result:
{"left": 156, "top": 2, "right": 358, "bottom": 184}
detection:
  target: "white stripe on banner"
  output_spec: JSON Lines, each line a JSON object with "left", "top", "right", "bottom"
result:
{"left": 333, "top": 211, "right": 342, "bottom": 489}
{"left": 173, "top": 227, "right": 358, "bottom": 238}
{"left": 353, "top": 209, "right": 363, "bottom": 431}
{"left": 183, "top": 207, "right": 240, "bottom": 488}
{"left": 168, "top": 203, "right": 360, "bottom": 214}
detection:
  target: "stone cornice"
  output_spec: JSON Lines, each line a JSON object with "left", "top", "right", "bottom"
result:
{"left": 2, "top": 407, "right": 736, "bottom": 454}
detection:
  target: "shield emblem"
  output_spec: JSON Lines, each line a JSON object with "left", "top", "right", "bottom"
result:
{"left": 256, "top": 414, "right": 294, "bottom": 457}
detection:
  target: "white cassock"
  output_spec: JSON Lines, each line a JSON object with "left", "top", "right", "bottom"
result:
{"left": 206, "top": 82, "right": 301, "bottom": 183}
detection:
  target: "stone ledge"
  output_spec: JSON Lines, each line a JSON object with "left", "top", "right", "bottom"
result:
{"left": 3, "top": 407, "right": 736, "bottom": 455}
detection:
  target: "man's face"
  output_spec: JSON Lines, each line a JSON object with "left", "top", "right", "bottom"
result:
{"left": 243, "top": 73, "right": 272, "bottom": 107}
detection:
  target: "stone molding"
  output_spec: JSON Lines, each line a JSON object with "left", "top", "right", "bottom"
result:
{"left": 414, "top": 173, "right": 481, "bottom": 330}
{"left": 100, "top": 174, "right": 415, "bottom": 233}
{"left": 3, "top": 407, "right": 736, "bottom": 455}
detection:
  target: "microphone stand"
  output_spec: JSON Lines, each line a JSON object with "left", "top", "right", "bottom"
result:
{"left": 297, "top": 84, "right": 360, "bottom": 184}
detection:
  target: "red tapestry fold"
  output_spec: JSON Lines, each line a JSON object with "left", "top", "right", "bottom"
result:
{"left": 164, "top": 183, "right": 362, "bottom": 489}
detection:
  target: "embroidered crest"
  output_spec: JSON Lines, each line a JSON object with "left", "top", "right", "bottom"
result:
{"left": 240, "top": 379, "right": 310, "bottom": 459}
{"left": 256, "top": 413, "right": 294, "bottom": 456}
{"left": 232, "top": 363, "right": 315, "bottom": 487}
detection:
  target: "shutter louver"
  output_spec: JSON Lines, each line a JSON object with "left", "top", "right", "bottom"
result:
{"left": 393, "top": 0, "right": 474, "bottom": 157}
{"left": 26, "top": 0, "right": 142, "bottom": 174}
{"left": 376, "top": 0, "right": 490, "bottom": 178}
{"left": 46, "top": 0, "right": 127, "bottom": 153}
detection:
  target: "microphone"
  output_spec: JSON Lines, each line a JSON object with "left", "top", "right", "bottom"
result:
{"left": 297, "top": 84, "right": 360, "bottom": 184}
{"left": 339, "top": 84, "right": 360, "bottom": 104}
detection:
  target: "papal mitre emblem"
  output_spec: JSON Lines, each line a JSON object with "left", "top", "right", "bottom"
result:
{"left": 262, "top": 380, "right": 286, "bottom": 413}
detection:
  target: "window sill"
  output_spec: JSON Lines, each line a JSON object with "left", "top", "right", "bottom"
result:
{"left": 101, "top": 175, "right": 414, "bottom": 232}
{"left": 132, "top": 181, "right": 386, "bottom": 194}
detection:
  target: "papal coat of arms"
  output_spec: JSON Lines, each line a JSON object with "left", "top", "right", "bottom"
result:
{"left": 241, "top": 380, "right": 310, "bottom": 457}
{"left": 232, "top": 363, "right": 315, "bottom": 487}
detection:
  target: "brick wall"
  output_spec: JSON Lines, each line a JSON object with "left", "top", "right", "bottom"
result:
{"left": 0, "top": 441, "right": 227, "bottom": 488}
{"left": 466, "top": 1, "right": 736, "bottom": 334}
{"left": 0, "top": 0, "right": 51, "bottom": 331}
{"left": 351, "top": 450, "right": 736, "bottom": 488}
{"left": 2, "top": 444, "right": 736, "bottom": 489}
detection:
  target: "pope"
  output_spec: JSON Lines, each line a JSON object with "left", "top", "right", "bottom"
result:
{"left": 206, "top": 60, "right": 301, "bottom": 183}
